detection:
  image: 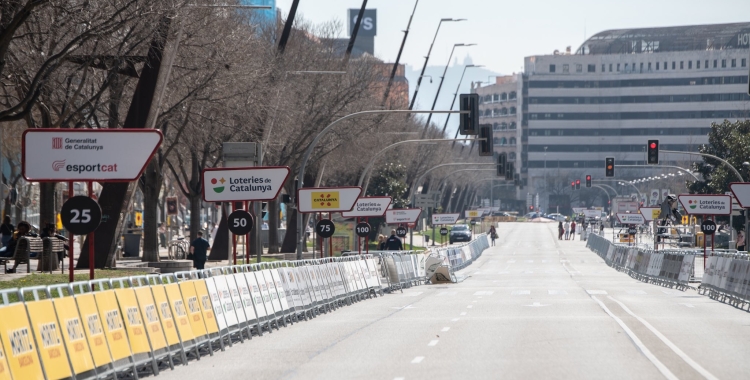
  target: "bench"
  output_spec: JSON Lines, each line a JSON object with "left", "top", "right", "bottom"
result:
{"left": 40, "top": 237, "right": 66, "bottom": 273}
{"left": 1, "top": 236, "right": 43, "bottom": 273}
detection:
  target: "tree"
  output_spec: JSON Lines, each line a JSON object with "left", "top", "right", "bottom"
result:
{"left": 688, "top": 119, "right": 750, "bottom": 195}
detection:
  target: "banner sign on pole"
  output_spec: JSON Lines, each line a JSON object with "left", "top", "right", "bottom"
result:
{"left": 582, "top": 210, "right": 600, "bottom": 219}
{"left": 616, "top": 213, "right": 646, "bottom": 225}
{"left": 297, "top": 187, "right": 361, "bottom": 213}
{"left": 677, "top": 194, "right": 731, "bottom": 215}
{"left": 729, "top": 183, "right": 750, "bottom": 208}
{"left": 202, "top": 166, "right": 289, "bottom": 202}
{"left": 465, "top": 210, "right": 480, "bottom": 218}
{"left": 616, "top": 201, "right": 639, "bottom": 213}
{"left": 385, "top": 208, "right": 422, "bottom": 224}
{"left": 342, "top": 196, "right": 391, "bottom": 217}
{"left": 431, "top": 213, "right": 460, "bottom": 225}
{"left": 572, "top": 207, "right": 585, "bottom": 214}
{"left": 639, "top": 207, "right": 660, "bottom": 222}
{"left": 22, "top": 129, "right": 163, "bottom": 181}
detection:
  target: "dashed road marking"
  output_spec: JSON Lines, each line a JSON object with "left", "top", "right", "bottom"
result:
{"left": 451, "top": 318, "right": 459, "bottom": 322}
{"left": 680, "top": 303, "right": 695, "bottom": 308}
{"left": 460, "top": 312, "right": 467, "bottom": 316}
{"left": 441, "top": 327, "right": 450, "bottom": 332}
{"left": 548, "top": 290, "right": 568, "bottom": 295}
{"left": 473, "top": 291, "right": 494, "bottom": 296}
{"left": 525, "top": 260, "right": 534, "bottom": 263}
{"left": 587, "top": 290, "right": 607, "bottom": 295}
{"left": 428, "top": 340, "right": 439, "bottom": 347}
{"left": 626, "top": 290, "right": 648, "bottom": 295}
{"left": 437, "top": 292, "right": 457, "bottom": 296}
{"left": 411, "top": 356, "right": 425, "bottom": 364}
{"left": 524, "top": 270, "right": 534, "bottom": 274}
{"left": 507, "top": 260, "right": 516, "bottom": 263}
{"left": 467, "top": 305, "right": 473, "bottom": 309}
{"left": 512, "top": 290, "right": 531, "bottom": 295}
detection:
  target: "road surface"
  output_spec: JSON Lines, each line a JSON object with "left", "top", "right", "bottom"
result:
{"left": 158, "top": 222, "right": 749, "bottom": 380}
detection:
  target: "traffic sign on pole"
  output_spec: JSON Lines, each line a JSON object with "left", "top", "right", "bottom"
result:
{"left": 729, "top": 183, "right": 750, "bottom": 208}
{"left": 202, "top": 166, "right": 290, "bottom": 202}
{"left": 341, "top": 196, "right": 391, "bottom": 218}
{"left": 700, "top": 220, "right": 717, "bottom": 235}
{"left": 61, "top": 196, "right": 102, "bottom": 235}
{"left": 355, "top": 222, "right": 371, "bottom": 238}
{"left": 227, "top": 210, "right": 254, "bottom": 235}
{"left": 677, "top": 194, "right": 731, "bottom": 215}
{"left": 431, "top": 213, "right": 460, "bottom": 225}
{"left": 316, "top": 219, "right": 335, "bottom": 238}
{"left": 616, "top": 213, "right": 645, "bottom": 225}
{"left": 396, "top": 226, "right": 408, "bottom": 238}
{"left": 385, "top": 208, "right": 422, "bottom": 224}
{"left": 297, "top": 187, "right": 361, "bottom": 213}
{"left": 23, "top": 129, "right": 162, "bottom": 181}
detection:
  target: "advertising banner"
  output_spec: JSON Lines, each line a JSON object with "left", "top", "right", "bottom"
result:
{"left": 202, "top": 167, "right": 289, "bottom": 202}
{"left": 616, "top": 213, "right": 646, "bottom": 225}
{"left": 341, "top": 196, "right": 392, "bottom": 217}
{"left": 639, "top": 207, "right": 661, "bottom": 222}
{"left": 431, "top": 213, "right": 460, "bottom": 225}
{"left": 297, "top": 187, "right": 361, "bottom": 213}
{"left": 677, "top": 194, "right": 731, "bottom": 215}
{"left": 385, "top": 208, "right": 422, "bottom": 224}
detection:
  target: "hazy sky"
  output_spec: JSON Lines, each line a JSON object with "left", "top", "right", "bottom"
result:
{"left": 276, "top": 0, "right": 750, "bottom": 74}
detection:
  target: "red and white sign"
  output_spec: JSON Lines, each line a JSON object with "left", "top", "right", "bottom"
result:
{"left": 385, "top": 208, "right": 422, "bottom": 224}
{"left": 616, "top": 201, "right": 639, "bottom": 213}
{"left": 431, "top": 213, "right": 460, "bottom": 225}
{"left": 22, "top": 129, "right": 162, "bottom": 182}
{"left": 616, "top": 213, "right": 645, "bottom": 225}
{"left": 582, "top": 209, "right": 601, "bottom": 218}
{"left": 730, "top": 183, "right": 750, "bottom": 208}
{"left": 341, "top": 196, "right": 392, "bottom": 218}
{"left": 202, "top": 166, "right": 290, "bottom": 202}
{"left": 639, "top": 207, "right": 661, "bottom": 222}
{"left": 677, "top": 194, "right": 731, "bottom": 215}
{"left": 297, "top": 187, "right": 361, "bottom": 213}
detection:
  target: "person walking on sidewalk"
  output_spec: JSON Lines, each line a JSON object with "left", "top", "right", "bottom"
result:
{"left": 738, "top": 229, "right": 746, "bottom": 252}
{"left": 570, "top": 221, "right": 577, "bottom": 241}
{"left": 0, "top": 216, "right": 13, "bottom": 248}
{"left": 190, "top": 231, "right": 210, "bottom": 270}
{"left": 563, "top": 220, "right": 570, "bottom": 240}
{"left": 557, "top": 222, "right": 564, "bottom": 240}
{"left": 385, "top": 230, "right": 403, "bottom": 251}
{"left": 489, "top": 225, "right": 498, "bottom": 246}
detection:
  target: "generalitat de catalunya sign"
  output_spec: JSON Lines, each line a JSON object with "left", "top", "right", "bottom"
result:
{"left": 23, "top": 129, "right": 162, "bottom": 181}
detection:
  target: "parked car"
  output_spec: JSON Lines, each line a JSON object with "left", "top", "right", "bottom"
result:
{"left": 449, "top": 224, "right": 472, "bottom": 244}
{"left": 547, "top": 213, "right": 566, "bottom": 222}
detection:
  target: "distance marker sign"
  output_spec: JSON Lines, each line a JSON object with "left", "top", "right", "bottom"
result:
{"left": 701, "top": 220, "right": 717, "bottom": 235}
{"left": 316, "top": 220, "right": 335, "bottom": 238}
{"left": 396, "top": 226, "right": 407, "bottom": 238}
{"left": 203, "top": 167, "right": 289, "bottom": 202}
{"left": 355, "top": 222, "right": 371, "bottom": 238}
{"left": 227, "top": 210, "right": 254, "bottom": 235}
{"left": 61, "top": 196, "right": 102, "bottom": 235}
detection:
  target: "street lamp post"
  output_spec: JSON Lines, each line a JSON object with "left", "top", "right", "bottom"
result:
{"left": 422, "top": 43, "right": 476, "bottom": 137}
{"left": 440, "top": 64, "right": 483, "bottom": 135}
{"left": 409, "top": 18, "right": 466, "bottom": 110}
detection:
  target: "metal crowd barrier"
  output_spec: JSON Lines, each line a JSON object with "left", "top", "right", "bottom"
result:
{"left": 699, "top": 252, "right": 750, "bottom": 311}
{"left": 431, "top": 234, "right": 490, "bottom": 273}
{"left": 0, "top": 253, "right": 389, "bottom": 380}
{"left": 586, "top": 234, "right": 695, "bottom": 290}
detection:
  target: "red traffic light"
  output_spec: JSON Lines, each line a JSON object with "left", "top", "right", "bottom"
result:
{"left": 576, "top": 179, "right": 581, "bottom": 184}
{"left": 586, "top": 175, "right": 591, "bottom": 180}
{"left": 529, "top": 206, "right": 534, "bottom": 210}
{"left": 650, "top": 142, "right": 657, "bottom": 149}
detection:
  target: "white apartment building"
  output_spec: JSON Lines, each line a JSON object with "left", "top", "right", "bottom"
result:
{"left": 522, "top": 23, "right": 750, "bottom": 210}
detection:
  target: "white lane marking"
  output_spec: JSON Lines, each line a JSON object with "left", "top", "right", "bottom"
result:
{"left": 626, "top": 290, "right": 648, "bottom": 295}
{"left": 391, "top": 305, "right": 416, "bottom": 310}
{"left": 507, "top": 260, "right": 516, "bottom": 263}
{"left": 524, "top": 302, "right": 549, "bottom": 307}
{"left": 441, "top": 327, "right": 450, "bottom": 332}
{"left": 548, "top": 290, "right": 568, "bottom": 295}
{"left": 428, "top": 340, "right": 439, "bottom": 347}
{"left": 411, "top": 356, "right": 424, "bottom": 364}
{"left": 473, "top": 291, "right": 494, "bottom": 296}
{"left": 460, "top": 312, "right": 467, "bottom": 316}
{"left": 394, "top": 378, "right": 405, "bottom": 380}
{"left": 589, "top": 296, "right": 678, "bottom": 380}
{"left": 472, "top": 300, "right": 478, "bottom": 303}
{"left": 661, "top": 290, "right": 677, "bottom": 295}
{"left": 403, "top": 292, "right": 423, "bottom": 297}
{"left": 451, "top": 318, "right": 459, "bottom": 321}
{"left": 498, "top": 271, "right": 510, "bottom": 274}
{"left": 524, "top": 270, "right": 534, "bottom": 274}
{"left": 587, "top": 290, "right": 607, "bottom": 295}
{"left": 680, "top": 303, "right": 695, "bottom": 308}
{"left": 525, "top": 260, "right": 534, "bottom": 263}
{"left": 608, "top": 296, "right": 718, "bottom": 380}
{"left": 512, "top": 290, "right": 531, "bottom": 295}
{"left": 542, "top": 260, "right": 548, "bottom": 263}
{"left": 437, "top": 292, "right": 457, "bottom": 296}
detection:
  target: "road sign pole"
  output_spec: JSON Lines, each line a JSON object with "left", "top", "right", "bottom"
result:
{"left": 703, "top": 215, "right": 707, "bottom": 270}
{"left": 68, "top": 181, "right": 74, "bottom": 282}
{"left": 231, "top": 202, "right": 236, "bottom": 266}
{"left": 245, "top": 201, "right": 250, "bottom": 265}
{"left": 329, "top": 213, "right": 333, "bottom": 258}
{"left": 746, "top": 207, "right": 750, "bottom": 251}
{"left": 87, "top": 181, "right": 94, "bottom": 280}
{"left": 366, "top": 217, "right": 369, "bottom": 255}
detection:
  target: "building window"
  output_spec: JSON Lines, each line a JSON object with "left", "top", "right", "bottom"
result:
{"left": 680, "top": 61, "right": 684, "bottom": 69}
{"left": 576, "top": 64, "right": 582, "bottom": 73}
{"left": 563, "top": 64, "right": 569, "bottom": 73}
{"left": 731, "top": 58, "right": 736, "bottom": 68}
{"left": 509, "top": 91, "right": 517, "bottom": 100}
{"left": 688, "top": 61, "right": 692, "bottom": 69}
{"left": 550, "top": 64, "right": 556, "bottom": 73}
{"left": 671, "top": 62, "right": 674, "bottom": 70}
{"left": 588, "top": 64, "right": 596, "bottom": 73}
{"left": 656, "top": 62, "right": 660, "bottom": 70}
{"left": 714, "top": 60, "right": 718, "bottom": 68}
{"left": 601, "top": 64, "right": 605, "bottom": 72}
{"left": 664, "top": 61, "right": 667, "bottom": 70}
{"left": 509, "top": 152, "right": 516, "bottom": 161}
{"left": 697, "top": 60, "right": 700, "bottom": 69}
{"left": 743, "top": 58, "right": 747, "bottom": 67}
{"left": 648, "top": 62, "right": 652, "bottom": 71}
{"left": 510, "top": 107, "right": 516, "bottom": 115}
{"left": 722, "top": 59, "right": 726, "bottom": 68}
{"left": 705, "top": 60, "right": 709, "bottom": 68}
{"left": 617, "top": 63, "right": 620, "bottom": 71}
{"left": 509, "top": 122, "right": 517, "bottom": 130}
{"left": 500, "top": 122, "right": 507, "bottom": 130}
{"left": 509, "top": 137, "right": 516, "bottom": 146}
{"left": 493, "top": 94, "right": 499, "bottom": 102}
{"left": 624, "top": 63, "right": 629, "bottom": 71}
{"left": 609, "top": 64, "right": 613, "bottom": 72}
{"left": 501, "top": 93, "right": 507, "bottom": 101}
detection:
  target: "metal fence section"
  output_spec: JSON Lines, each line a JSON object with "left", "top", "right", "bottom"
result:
{"left": 699, "top": 252, "right": 750, "bottom": 311}
{"left": 586, "top": 233, "right": 695, "bottom": 290}
{"left": 431, "top": 234, "right": 490, "bottom": 272}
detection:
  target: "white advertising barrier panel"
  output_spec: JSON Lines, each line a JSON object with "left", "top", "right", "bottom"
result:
{"left": 465, "top": 210, "right": 480, "bottom": 218}
{"left": 582, "top": 209, "right": 600, "bottom": 218}
{"left": 385, "top": 208, "right": 422, "bottom": 224}
{"left": 432, "top": 213, "right": 460, "bottom": 225}
{"left": 297, "top": 187, "right": 362, "bottom": 213}
{"left": 243, "top": 273, "right": 267, "bottom": 318}
{"left": 232, "top": 273, "right": 258, "bottom": 322}
{"left": 23, "top": 129, "right": 162, "bottom": 181}
{"left": 223, "top": 274, "right": 248, "bottom": 325}
{"left": 677, "top": 194, "right": 731, "bottom": 215}
{"left": 341, "top": 196, "right": 392, "bottom": 217}
{"left": 616, "top": 213, "right": 646, "bottom": 225}
{"left": 729, "top": 183, "right": 750, "bottom": 208}
{"left": 639, "top": 207, "right": 661, "bottom": 222}
{"left": 202, "top": 167, "right": 289, "bottom": 202}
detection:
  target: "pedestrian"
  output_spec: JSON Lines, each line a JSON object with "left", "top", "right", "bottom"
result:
{"left": 570, "top": 220, "right": 577, "bottom": 241}
{"left": 0, "top": 221, "right": 32, "bottom": 273}
{"left": 377, "top": 235, "right": 387, "bottom": 250}
{"left": 557, "top": 222, "right": 564, "bottom": 240}
{"left": 189, "top": 231, "right": 210, "bottom": 270}
{"left": 385, "top": 229, "right": 403, "bottom": 251}
{"left": 0, "top": 216, "right": 13, "bottom": 248}
{"left": 158, "top": 223, "right": 167, "bottom": 248}
{"left": 489, "top": 225, "right": 498, "bottom": 246}
{"left": 41, "top": 223, "right": 69, "bottom": 264}
{"left": 737, "top": 229, "right": 746, "bottom": 252}
{"left": 563, "top": 220, "right": 570, "bottom": 240}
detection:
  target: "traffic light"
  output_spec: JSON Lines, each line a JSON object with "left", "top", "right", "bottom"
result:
{"left": 647, "top": 139, "right": 659, "bottom": 165}
{"left": 586, "top": 175, "right": 592, "bottom": 188}
{"left": 571, "top": 181, "right": 575, "bottom": 190}
{"left": 497, "top": 153, "right": 506, "bottom": 177}
{"left": 505, "top": 161, "right": 514, "bottom": 181}
{"left": 575, "top": 179, "right": 581, "bottom": 190}
{"left": 529, "top": 205, "right": 534, "bottom": 211}
{"left": 459, "top": 93, "right": 479, "bottom": 135}
{"left": 605, "top": 157, "right": 615, "bottom": 177}
{"left": 478, "top": 124, "right": 493, "bottom": 156}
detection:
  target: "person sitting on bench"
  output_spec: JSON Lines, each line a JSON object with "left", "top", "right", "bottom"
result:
{"left": 0, "top": 221, "right": 32, "bottom": 273}
{"left": 41, "top": 223, "right": 69, "bottom": 263}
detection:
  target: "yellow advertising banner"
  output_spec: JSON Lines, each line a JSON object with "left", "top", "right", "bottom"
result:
{"left": 93, "top": 290, "right": 132, "bottom": 361}
{"left": 113, "top": 288, "right": 151, "bottom": 356}
{"left": 135, "top": 212, "right": 143, "bottom": 227}
{"left": 192, "top": 281, "right": 219, "bottom": 334}
{"left": 163, "top": 283, "right": 194, "bottom": 343}
{"left": 0, "top": 304, "right": 45, "bottom": 380}
{"left": 311, "top": 191, "right": 340, "bottom": 210}
{"left": 651, "top": 209, "right": 661, "bottom": 219}
{"left": 0, "top": 335, "right": 11, "bottom": 380}
{"left": 51, "top": 297, "right": 96, "bottom": 375}
{"left": 74, "top": 293, "right": 113, "bottom": 368}
{"left": 178, "top": 281, "right": 209, "bottom": 340}
{"left": 25, "top": 300, "right": 73, "bottom": 380}
{"left": 134, "top": 287, "right": 168, "bottom": 351}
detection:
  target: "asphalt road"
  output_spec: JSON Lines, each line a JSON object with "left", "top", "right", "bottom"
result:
{"left": 157, "top": 222, "right": 750, "bottom": 380}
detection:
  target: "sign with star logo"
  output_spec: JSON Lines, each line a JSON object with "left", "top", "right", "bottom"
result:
{"left": 297, "top": 187, "right": 362, "bottom": 213}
